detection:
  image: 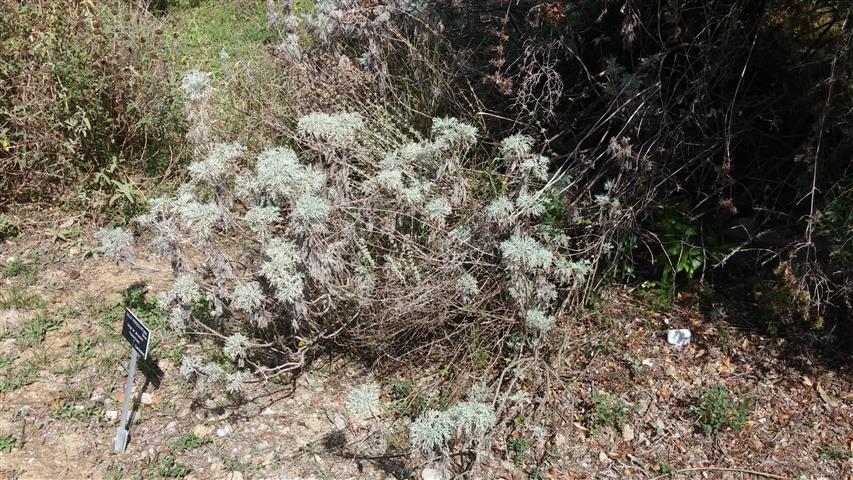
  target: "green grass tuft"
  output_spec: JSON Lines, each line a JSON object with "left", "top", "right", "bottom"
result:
{"left": 167, "top": 0, "right": 270, "bottom": 72}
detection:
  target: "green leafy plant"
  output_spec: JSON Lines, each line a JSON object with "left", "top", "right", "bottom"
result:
{"left": 0, "top": 361, "right": 34, "bottom": 393}
{"left": 820, "top": 444, "right": 853, "bottom": 461}
{"left": 689, "top": 384, "right": 751, "bottom": 433}
{"left": 656, "top": 210, "right": 704, "bottom": 283}
{"left": 51, "top": 401, "right": 95, "bottom": 421}
{"left": 93, "top": 156, "right": 145, "bottom": 219}
{"left": 123, "top": 283, "right": 167, "bottom": 331}
{"left": 0, "top": 434, "right": 21, "bottom": 454}
{"left": 53, "top": 332, "right": 98, "bottom": 375}
{"left": 156, "top": 456, "right": 191, "bottom": 478}
{"left": 0, "top": 215, "right": 20, "bottom": 241}
{"left": 507, "top": 437, "right": 529, "bottom": 458}
{"left": 16, "top": 311, "right": 62, "bottom": 348}
{"left": 390, "top": 377, "right": 414, "bottom": 400}
{"left": 585, "top": 392, "right": 629, "bottom": 430}
{"left": 169, "top": 432, "right": 211, "bottom": 452}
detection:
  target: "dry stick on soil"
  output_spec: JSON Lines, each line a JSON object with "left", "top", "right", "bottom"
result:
{"left": 650, "top": 466, "right": 787, "bottom": 480}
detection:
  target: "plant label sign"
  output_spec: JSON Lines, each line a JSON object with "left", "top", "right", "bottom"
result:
{"left": 121, "top": 307, "right": 150, "bottom": 360}
{"left": 115, "top": 307, "right": 151, "bottom": 453}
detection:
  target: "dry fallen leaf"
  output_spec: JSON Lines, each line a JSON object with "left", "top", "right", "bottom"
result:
{"left": 817, "top": 382, "right": 838, "bottom": 408}
{"left": 802, "top": 376, "right": 813, "bottom": 387}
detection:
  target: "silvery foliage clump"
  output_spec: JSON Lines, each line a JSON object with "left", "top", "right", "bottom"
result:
{"left": 231, "top": 281, "right": 265, "bottom": 314}
{"left": 346, "top": 383, "right": 382, "bottom": 420}
{"left": 424, "top": 196, "right": 451, "bottom": 226}
{"left": 486, "top": 196, "right": 515, "bottom": 227}
{"left": 188, "top": 142, "right": 245, "bottom": 186}
{"left": 97, "top": 227, "right": 133, "bottom": 260}
{"left": 297, "top": 112, "right": 364, "bottom": 145}
{"left": 223, "top": 333, "right": 250, "bottom": 364}
{"left": 181, "top": 70, "right": 213, "bottom": 102}
{"left": 409, "top": 401, "right": 496, "bottom": 454}
{"left": 525, "top": 309, "right": 555, "bottom": 335}
{"left": 243, "top": 206, "right": 281, "bottom": 239}
{"left": 128, "top": 71, "right": 595, "bottom": 395}
{"left": 270, "top": 0, "right": 407, "bottom": 50}
{"left": 456, "top": 273, "right": 479, "bottom": 301}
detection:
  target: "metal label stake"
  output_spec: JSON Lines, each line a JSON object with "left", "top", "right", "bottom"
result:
{"left": 115, "top": 308, "right": 150, "bottom": 453}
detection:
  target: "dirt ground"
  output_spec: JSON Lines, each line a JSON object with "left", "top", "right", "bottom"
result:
{"left": 0, "top": 213, "right": 851, "bottom": 479}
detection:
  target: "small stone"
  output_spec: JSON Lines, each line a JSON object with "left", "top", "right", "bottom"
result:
{"left": 553, "top": 432, "right": 568, "bottom": 449}
{"left": 209, "top": 460, "right": 224, "bottom": 475}
{"left": 621, "top": 424, "right": 635, "bottom": 442}
{"left": 216, "top": 425, "right": 233, "bottom": 437}
{"left": 636, "top": 399, "right": 650, "bottom": 415}
{"left": 193, "top": 424, "right": 214, "bottom": 437}
{"left": 105, "top": 410, "right": 119, "bottom": 422}
{"left": 89, "top": 388, "right": 104, "bottom": 402}
{"left": 141, "top": 393, "right": 155, "bottom": 405}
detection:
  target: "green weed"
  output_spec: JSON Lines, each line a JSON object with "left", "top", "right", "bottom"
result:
{"left": 820, "top": 444, "right": 853, "bottom": 461}
{"left": 51, "top": 401, "right": 96, "bottom": 421}
{"left": 53, "top": 331, "right": 99, "bottom": 376}
{"left": 124, "top": 283, "right": 167, "bottom": 332}
{"left": 3, "top": 258, "right": 27, "bottom": 277}
{"left": 0, "top": 215, "right": 20, "bottom": 241}
{"left": 0, "top": 357, "right": 34, "bottom": 393}
{"left": 156, "top": 456, "right": 191, "bottom": 478}
{"left": 585, "top": 392, "right": 629, "bottom": 430}
{"left": 0, "top": 434, "right": 21, "bottom": 454}
{"left": 689, "top": 384, "right": 751, "bottom": 433}
{"left": 0, "top": 286, "right": 39, "bottom": 310}
{"left": 390, "top": 377, "right": 414, "bottom": 400}
{"left": 16, "top": 308, "right": 75, "bottom": 348}
{"left": 169, "top": 432, "right": 211, "bottom": 452}
{"left": 16, "top": 313, "right": 60, "bottom": 348}
{"left": 0, "top": 375, "right": 33, "bottom": 394}
{"left": 507, "top": 437, "right": 529, "bottom": 458}
{"left": 224, "top": 458, "right": 250, "bottom": 473}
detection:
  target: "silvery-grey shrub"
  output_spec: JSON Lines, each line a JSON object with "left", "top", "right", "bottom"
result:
{"left": 100, "top": 74, "right": 597, "bottom": 394}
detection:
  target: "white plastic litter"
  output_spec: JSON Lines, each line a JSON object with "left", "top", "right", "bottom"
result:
{"left": 667, "top": 329, "right": 692, "bottom": 347}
